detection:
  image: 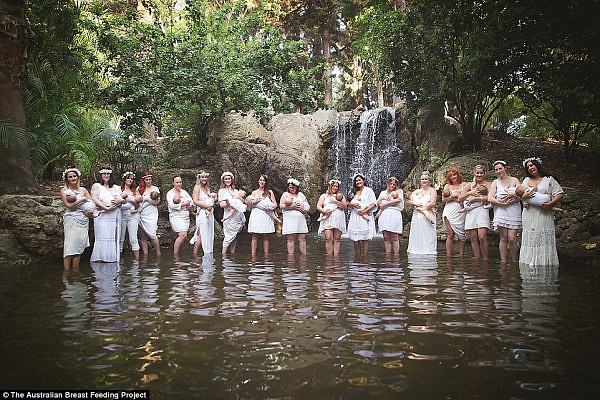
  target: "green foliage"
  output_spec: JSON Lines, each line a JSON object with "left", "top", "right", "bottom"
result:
{"left": 0, "top": 120, "right": 28, "bottom": 151}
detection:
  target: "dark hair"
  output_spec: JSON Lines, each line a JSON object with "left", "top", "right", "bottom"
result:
{"left": 96, "top": 166, "right": 115, "bottom": 186}
{"left": 523, "top": 158, "right": 554, "bottom": 180}
{"left": 352, "top": 174, "right": 366, "bottom": 195}
{"left": 121, "top": 173, "right": 137, "bottom": 192}
{"left": 258, "top": 174, "right": 271, "bottom": 197}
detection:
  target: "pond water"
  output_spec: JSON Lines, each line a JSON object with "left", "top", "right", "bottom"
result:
{"left": 1, "top": 234, "right": 599, "bottom": 399}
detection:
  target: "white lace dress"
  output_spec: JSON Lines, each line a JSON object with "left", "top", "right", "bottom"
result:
{"left": 318, "top": 195, "right": 347, "bottom": 235}
{"left": 519, "top": 176, "right": 563, "bottom": 266}
{"left": 347, "top": 187, "right": 377, "bottom": 241}
{"left": 90, "top": 184, "right": 121, "bottom": 263}
{"left": 492, "top": 180, "right": 522, "bottom": 230}
{"left": 377, "top": 189, "right": 404, "bottom": 234}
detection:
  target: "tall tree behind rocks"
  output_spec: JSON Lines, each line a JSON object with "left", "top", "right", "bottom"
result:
{"left": 0, "top": 0, "right": 35, "bottom": 193}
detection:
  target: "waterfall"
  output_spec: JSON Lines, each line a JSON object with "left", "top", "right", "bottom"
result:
{"left": 329, "top": 107, "right": 412, "bottom": 196}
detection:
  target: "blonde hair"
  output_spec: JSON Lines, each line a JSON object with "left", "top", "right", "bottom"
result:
{"left": 386, "top": 176, "right": 400, "bottom": 192}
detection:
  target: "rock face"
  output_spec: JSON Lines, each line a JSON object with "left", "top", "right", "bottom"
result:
{"left": 0, "top": 195, "right": 65, "bottom": 265}
{"left": 208, "top": 110, "right": 337, "bottom": 206}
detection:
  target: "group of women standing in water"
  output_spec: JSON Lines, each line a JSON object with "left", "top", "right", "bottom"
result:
{"left": 60, "top": 156, "right": 563, "bottom": 273}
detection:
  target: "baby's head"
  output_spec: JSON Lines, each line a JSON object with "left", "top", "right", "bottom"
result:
{"left": 238, "top": 190, "right": 246, "bottom": 198}
{"left": 66, "top": 194, "right": 77, "bottom": 203}
{"left": 442, "top": 189, "right": 451, "bottom": 197}
{"left": 150, "top": 191, "right": 160, "bottom": 201}
{"left": 121, "top": 191, "right": 128, "bottom": 199}
{"left": 515, "top": 185, "right": 526, "bottom": 197}
{"left": 210, "top": 192, "right": 217, "bottom": 200}
{"left": 391, "top": 190, "right": 399, "bottom": 199}
{"left": 173, "top": 194, "right": 181, "bottom": 204}
{"left": 246, "top": 194, "right": 255, "bottom": 203}
{"left": 335, "top": 192, "right": 343, "bottom": 201}
{"left": 476, "top": 185, "right": 488, "bottom": 196}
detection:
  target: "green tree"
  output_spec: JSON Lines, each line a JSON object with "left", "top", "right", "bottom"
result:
{"left": 0, "top": 0, "right": 36, "bottom": 193}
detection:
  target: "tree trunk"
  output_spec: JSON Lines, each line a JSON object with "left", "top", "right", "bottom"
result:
{"left": 0, "top": 0, "right": 36, "bottom": 194}
{"left": 322, "top": 28, "right": 333, "bottom": 106}
{"left": 377, "top": 81, "right": 384, "bottom": 107}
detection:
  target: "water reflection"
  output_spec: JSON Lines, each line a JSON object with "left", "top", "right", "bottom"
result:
{"left": 5, "top": 237, "right": 597, "bottom": 398}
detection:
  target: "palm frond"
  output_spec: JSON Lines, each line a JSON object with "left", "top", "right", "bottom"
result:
{"left": 0, "top": 119, "right": 28, "bottom": 150}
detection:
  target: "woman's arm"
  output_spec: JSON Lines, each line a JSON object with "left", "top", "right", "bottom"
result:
{"left": 60, "top": 188, "right": 80, "bottom": 211}
{"left": 487, "top": 181, "right": 502, "bottom": 206}
{"left": 457, "top": 183, "right": 472, "bottom": 202}
{"left": 316, "top": 193, "right": 327, "bottom": 213}
{"left": 423, "top": 188, "right": 437, "bottom": 210}
{"left": 279, "top": 193, "right": 289, "bottom": 210}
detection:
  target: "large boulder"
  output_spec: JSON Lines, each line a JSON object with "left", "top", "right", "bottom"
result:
{"left": 0, "top": 195, "right": 65, "bottom": 265}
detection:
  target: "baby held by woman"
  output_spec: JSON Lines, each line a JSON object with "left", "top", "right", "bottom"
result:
{"left": 65, "top": 189, "right": 101, "bottom": 217}
{"left": 515, "top": 185, "right": 564, "bottom": 212}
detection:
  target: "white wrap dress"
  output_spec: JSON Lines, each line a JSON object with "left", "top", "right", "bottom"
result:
{"left": 190, "top": 189, "right": 215, "bottom": 254}
{"left": 347, "top": 187, "right": 377, "bottom": 241}
{"left": 167, "top": 188, "right": 192, "bottom": 233}
{"left": 318, "top": 195, "right": 347, "bottom": 235}
{"left": 218, "top": 188, "right": 246, "bottom": 248}
{"left": 407, "top": 192, "right": 437, "bottom": 255}
{"left": 248, "top": 196, "right": 276, "bottom": 234}
{"left": 63, "top": 191, "right": 90, "bottom": 257}
{"left": 139, "top": 188, "right": 160, "bottom": 240}
{"left": 377, "top": 189, "right": 404, "bottom": 234}
{"left": 442, "top": 186, "right": 466, "bottom": 241}
{"left": 282, "top": 192, "right": 309, "bottom": 235}
{"left": 90, "top": 183, "right": 121, "bottom": 263}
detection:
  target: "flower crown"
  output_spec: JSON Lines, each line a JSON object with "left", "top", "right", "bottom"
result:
{"left": 197, "top": 172, "right": 209, "bottom": 178}
{"left": 221, "top": 171, "right": 234, "bottom": 180}
{"left": 523, "top": 157, "right": 542, "bottom": 167}
{"left": 287, "top": 178, "right": 300, "bottom": 187}
{"left": 352, "top": 173, "right": 365, "bottom": 181}
{"left": 99, "top": 168, "right": 112, "bottom": 174}
{"left": 62, "top": 167, "right": 81, "bottom": 180}
{"left": 492, "top": 160, "right": 506, "bottom": 166}
{"left": 122, "top": 171, "right": 135, "bottom": 179}
{"left": 328, "top": 179, "right": 341, "bottom": 186}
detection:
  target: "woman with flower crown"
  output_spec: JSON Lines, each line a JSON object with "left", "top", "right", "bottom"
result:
{"left": 137, "top": 171, "right": 161, "bottom": 256}
{"left": 191, "top": 171, "right": 216, "bottom": 256}
{"left": 90, "top": 166, "right": 126, "bottom": 263}
{"left": 519, "top": 157, "right": 564, "bottom": 266}
{"left": 280, "top": 178, "right": 310, "bottom": 254}
{"left": 347, "top": 173, "right": 377, "bottom": 257}
{"left": 488, "top": 160, "right": 522, "bottom": 263}
{"left": 218, "top": 171, "right": 246, "bottom": 256}
{"left": 458, "top": 165, "right": 492, "bottom": 259}
{"left": 377, "top": 176, "right": 404, "bottom": 254}
{"left": 60, "top": 167, "right": 94, "bottom": 274}
{"left": 247, "top": 174, "right": 279, "bottom": 255}
{"left": 119, "top": 172, "right": 142, "bottom": 260}
{"left": 316, "top": 179, "right": 347, "bottom": 256}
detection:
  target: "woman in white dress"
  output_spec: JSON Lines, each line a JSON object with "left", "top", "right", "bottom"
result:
{"left": 248, "top": 174, "right": 278, "bottom": 255}
{"left": 280, "top": 178, "right": 309, "bottom": 254}
{"left": 376, "top": 176, "right": 404, "bottom": 254}
{"left": 91, "top": 166, "right": 126, "bottom": 263}
{"left": 441, "top": 168, "right": 466, "bottom": 257}
{"left": 218, "top": 171, "right": 246, "bottom": 256}
{"left": 60, "top": 167, "right": 93, "bottom": 274}
{"left": 407, "top": 171, "right": 437, "bottom": 255}
{"left": 137, "top": 171, "right": 161, "bottom": 256}
{"left": 119, "top": 172, "right": 141, "bottom": 260}
{"left": 458, "top": 165, "right": 491, "bottom": 259}
{"left": 519, "top": 157, "right": 564, "bottom": 266}
{"left": 167, "top": 176, "right": 194, "bottom": 257}
{"left": 191, "top": 171, "right": 216, "bottom": 255}
{"left": 488, "top": 160, "right": 522, "bottom": 263}
{"left": 316, "top": 179, "right": 347, "bottom": 256}
{"left": 347, "top": 173, "right": 377, "bottom": 256}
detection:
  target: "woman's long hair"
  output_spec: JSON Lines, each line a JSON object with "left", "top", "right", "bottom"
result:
{"left": 138, "top": 171, "right": 153, "bottom": 195}
{"left": 121, "top": 173, "right": 138, "bottom": 194}
{"left": 259, "top": 174, "right": 270, "bottom": 198}
{"left": 446, "top": 168, "right": 462, "bottom": 185}
{"left": 523, "top": 158, "right": 555, "bottom": 180}
{"left": 96, "top": 166, "right": 115, "bottom": 186}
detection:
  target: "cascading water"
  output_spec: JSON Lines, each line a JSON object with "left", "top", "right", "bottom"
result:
{"left": 329, "top": 107, "right": 412, "bottom": 197}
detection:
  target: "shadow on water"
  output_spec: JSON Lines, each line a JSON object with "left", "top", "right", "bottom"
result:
{"left": 0, "top": 233, "right": 599, "bottom": 398}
